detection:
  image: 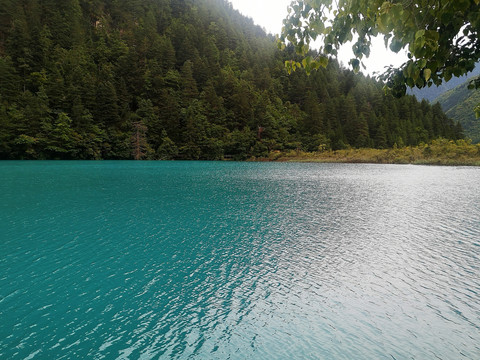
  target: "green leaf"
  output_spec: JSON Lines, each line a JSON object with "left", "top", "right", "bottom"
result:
{"left": 390, "top": 4, "right": 403, "bottom": 19}
{"left": 444, "top": 71, "right": 452, "bottom": 82}
{"left": 318, "top": 56, "right": 329, "bottom": 68}
{"left": 425, "top": 30, "right": 439, "bottom": 42}
{"left": 424, "top": 68, "right": 432, "bottom": 81}
{"left": 475, "top": 105, "right": 480, "bottom": 118}
{"left": 389, "top": 38, "right": 403, "bottom": 53}
{"left": 415, "top": 30, "right": 425, "bottom": 40}
{"left": 413, "top": 66, "right": 421, "bottom": 82}
{"left": 350, "top": 58, "right": 360, "bottom": 73}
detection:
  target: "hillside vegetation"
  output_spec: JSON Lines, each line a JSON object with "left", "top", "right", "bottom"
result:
{"left": 0, "top": 0, "right": 463, "bottom": 160}
{"left": 434, "top": 79, "right": 480, "bottom": 143}
{"left": 408, "top": 66, "right": 480, "bottom": 103}
{"left": 269, "top": 139, "right": 480, "bottom": 166}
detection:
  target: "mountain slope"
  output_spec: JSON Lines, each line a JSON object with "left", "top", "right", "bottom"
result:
{"left": 0, "top": 0, "right": 463, "bottom": 159}
{"left": 408, "top": 66, "right": 480, "bottom": 102}
{"left": 434, "top": 79, "right": 480, "bottom": 143}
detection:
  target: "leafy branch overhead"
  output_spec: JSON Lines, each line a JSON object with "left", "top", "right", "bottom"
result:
{"left": 279, "top": 0, "right": 480, "bottom": 96}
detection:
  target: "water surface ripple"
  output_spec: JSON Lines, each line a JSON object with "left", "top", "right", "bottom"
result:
{"left": 1, "top": 161, "right": 479, "bottom": 359}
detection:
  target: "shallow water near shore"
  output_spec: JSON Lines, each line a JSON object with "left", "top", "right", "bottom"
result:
{"left": 1, "top": 161, "right": 479, "bottom": 359}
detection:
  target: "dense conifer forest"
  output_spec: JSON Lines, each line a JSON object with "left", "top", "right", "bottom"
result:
{"left": 435, "top": 80, "right": 480, "bottom": 144}
{"left": 0, "top": 0, "right": 464, "bottom": 159}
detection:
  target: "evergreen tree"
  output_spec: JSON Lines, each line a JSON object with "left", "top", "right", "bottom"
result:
{"left": 0, "top": 0, "right": 465, "bottom": 159}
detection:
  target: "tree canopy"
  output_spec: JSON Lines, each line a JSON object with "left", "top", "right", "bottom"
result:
{"left": 0, "top": 0, "right": 465, "bottom": 159}
{"left": 280, "top": 0, "right": 480, "bottom": 97}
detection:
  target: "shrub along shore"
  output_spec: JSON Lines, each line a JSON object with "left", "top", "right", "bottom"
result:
{"left": 253, "top": 139, "right": 480, "bottom": 166}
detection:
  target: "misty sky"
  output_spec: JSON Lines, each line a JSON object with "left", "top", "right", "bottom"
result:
{"left": 228, "top": 0, "right": 408, "bottom": 75}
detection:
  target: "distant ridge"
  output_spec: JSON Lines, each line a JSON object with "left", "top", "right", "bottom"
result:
{"left": 434, "top": 77, "right": 480, "bottom": 143}
{"left": 408, "top": 65, "right": 480, "bottom": 103}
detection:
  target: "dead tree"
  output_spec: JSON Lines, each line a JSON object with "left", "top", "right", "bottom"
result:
{"left": 131, "top": 121, "right": 148, "bottom": 160}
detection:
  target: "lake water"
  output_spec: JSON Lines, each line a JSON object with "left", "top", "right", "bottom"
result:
{"left": 1, "top": 161, "right": 479, "bottom": 359}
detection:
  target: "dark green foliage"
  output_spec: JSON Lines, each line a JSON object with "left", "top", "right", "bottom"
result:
{"left": 281, "top": 1, "right": 480, "bottom": 98}
{"left": 435, "top": 78, "right": 480, "bottom": 143}
{"left": 0, "top": 0, "right": 463, "bottom": 159}
{"left": 409, "top": 66, "right": 480, "bottom": 103}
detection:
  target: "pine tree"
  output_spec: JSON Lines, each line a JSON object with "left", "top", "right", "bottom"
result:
{"left": 0, "top": 0, "right": 465, "bottom": 159}
{"left": 157, "top": 129, "right": 178, "bottom": 159}
{"left": 303, "top": 91, "right": 324, "bottom": 135}
{"left": 180, "top": 60, "right": 198, "bottom": 100}
{"left": 95, "top": 80, "right": 120, "bottom": 126}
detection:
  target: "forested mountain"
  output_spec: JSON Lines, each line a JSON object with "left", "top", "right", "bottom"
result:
{"left": 0, "top": 0, "right": 463, "bottom": 160}
{"left": 434, "top": 78, "right": 480, "bottom": 143}
{"left": 408, "top": 66, "right": 480, "bottom": 103}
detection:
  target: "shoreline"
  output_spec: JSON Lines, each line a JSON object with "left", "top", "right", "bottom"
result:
{"left": 251, "top": 140, "right": 480, "bottom": 167}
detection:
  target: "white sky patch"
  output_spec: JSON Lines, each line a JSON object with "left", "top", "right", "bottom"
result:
{"left": 337, "top": 37, "right": 409, "bottom": 76}
{"left": 229, "top": 0, "right": 291, "bottom": 36}
{"left": 228, "top": 0, "right": 408, "bottom": 76}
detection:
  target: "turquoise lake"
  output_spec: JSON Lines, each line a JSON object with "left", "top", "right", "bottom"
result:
{"left": 1, "top": 161, "right": 479, "bottom": 359}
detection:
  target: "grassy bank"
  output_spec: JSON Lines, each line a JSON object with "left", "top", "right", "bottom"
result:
{"left": 257, "top": 139, "right": 480, "bottom": 166}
